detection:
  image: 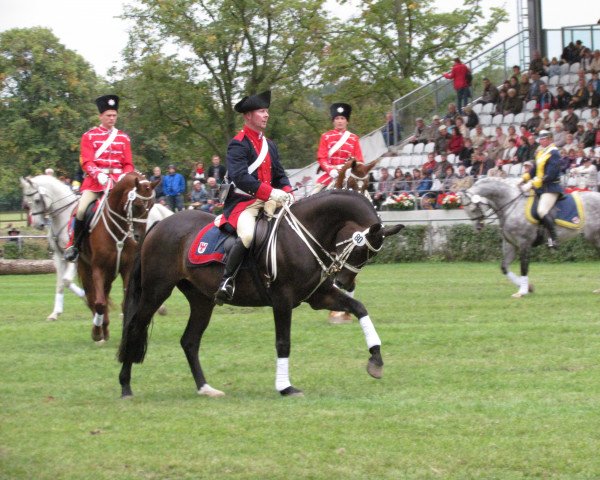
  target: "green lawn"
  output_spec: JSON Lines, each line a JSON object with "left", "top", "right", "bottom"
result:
{"left": 1, "top": 263, "right": 600, "bottom": 479}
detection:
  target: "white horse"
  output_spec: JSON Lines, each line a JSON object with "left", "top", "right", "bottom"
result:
{"left": 20, "top": 175, "right": 174, "bottom": 321}
{"left": 460, "top": 177, "right": 600, "bottom": 297}
{"left": 20, "top": 175, "right": 85, "bottom": 320}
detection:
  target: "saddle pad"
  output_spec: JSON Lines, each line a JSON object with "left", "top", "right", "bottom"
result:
{"left": 67, "top": 200, "right": 99, "bottom": 236}
{"left": 525, "top": 192, "right": 584, "bottom": 230}
{"left": 188, "top": 224, "right": 230, "bottom": 265}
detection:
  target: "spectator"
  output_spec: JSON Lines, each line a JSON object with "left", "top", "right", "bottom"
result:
{"left": 526, "top": 135, "right": 539, "bottom": 161}
{"left": 519, "top": 124, "right": 533, "bottom": 142}
{"left": 452, "top": 164, "right": 473, "bottom": 190}
{"left": 501, "top": 138, "right": 518, "bottom": 162}
{"left": 189, "top": 180, "right": 208, "bottom": 210}
{"left": 479, "top": 77, "right": 499, "bottom": 104}
{"left": 495, "top": 90, "right": 508, "bottom": 115}
{"left": 574, "top": 123, "right": 587, "bottom": 146}
{"left": 203, "top": 177, "right": 221, "bottom": 212}
{"left": 458, "top": 138, "right": 474, "bottom": 167}
{"left": 415, "top": 169, "right": 435, "bottom": 209}
{"left": 505, "top": 125, "right": 520, "bottom": 148}
{"left": 443, "top": 103, "right": 459, "bottom": 124}
{"left": 590, "top": 108, "right": 600, "bottom": 129}
{"left": 442, "top": 57, "right": 471, "bottom": 114}
{"left": 516, "top": 136, "right": 530, "bottom": 163}
{"left": 562, "top": 106, "right": 580, "bottom": 134}
{"left": 470, "top": 150, "right": 494, "bottom": 177}
{"left": 192, "top": 161, "right": 205, "bottom": 182}
{"left": 581, "top": 48, "right": 593, "bottom": 72}
{"left": 44, "top": 168, "right": 55, "bottom": 176}
{"left": 526, "top": 108, "right": 542, "bottom": 133}
{"left": 494, "top": 126, "right": 507, "bottom": 148}
{"left": 454, "top": 116, "right": 469, "bottom": 138}
{"left": 470, "top": 125, "right": 486, "bottom": 150}
{"left": 547, "top": 57, "right": 561, "bottom": 77}
{"left": 511, "top": 65, "right": 522, "bottom": 80}
{"left": 163, "top": 164, "right": 186, "bottom": 212}
{"left": 584, "top": 82, "right": 600, "bottom": 108}
{"left": 422, "top": 152, "right": 438, "bottom": 175}
{"left": 392, "top": 167, "right": 410, "bottom": 193}
{"left": 427, "top": 115, "right": 443, "bottom": 143}
{"left": 583, "top": 121, "right": 596, "bottom": 148}
{"left": 561, "top": 41, "right": 580, "bottom": 64}
{"left": 553, "top": 123, "right": 567, "bottom": 148}
{"left": 464, "top": 105, "right": 479, "bottom": 129}
{"left": 382, "top": 111, "right": 402, "bottom": 146}
{"left": 448, "top": 127, "right": 464, "bottom": 155}
{"left": 441, "top": 165, "right": 458, "bottom": 192}
{"left": 487, "top": 159, "right": 507, "bottom": 178}
{"left": 569, "top": 79, "right": 588, "bottom": 108}
{"left": 590, "top": 72, "right": 600, "bottom": 92}
{"left": 372, "top": 168, "right": 394, "bottom": 210}
{"left": 206, "top": 155, "right": 227, "bottom": 184}
{"left": 516, "top": 74, "right": 529, "bottom": 101}
{"left": 485, "top": 137, "right": 503, "bottom": 163}
{"left": 526, "top": 72, "right": 542, "bottom": 102}
{"left": 409, "top": 117, "right": 431, "bottom": 144}
{"left": 591, "top": 51, "right": 600, "bottom": 76}
{"left": 149, "top": 166, "right": 164, "bottom": 203}
{"left": 562, "top": 133, "right": 578, "bottom": 154}
{"left": 529, "top": 51, "right": 544, "bottom": 76}
{"left": 503, "top": 88, "right": 523, "bottom": 115}
{"left": 570, "top": 157, "right": 598, "bottom": 190}
{"left": 434, "top": 152, "right": 452, "bottom": 180}
{"left": 435, "top": 125, "right": 451, "bottom": 154}
{"left": 536, "top": 84, "right": 555, "bottom": 111}
{"left": 555, "top": 86, "right": 572, "bottom": 110}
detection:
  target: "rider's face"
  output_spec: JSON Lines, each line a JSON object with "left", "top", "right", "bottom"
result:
{"left": 244, "top": 109, "right": 269, "bottom": 132}
{"left": 99, "top": 110, "right": 118, "bottom": 129}
{"left": 333, "top": 116, "right": 348, "bottom": 131}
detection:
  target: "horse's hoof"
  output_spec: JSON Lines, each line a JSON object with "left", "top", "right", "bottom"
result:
{"left": 279, "top": 386, "right": 304, "bottom": 397}
{"left": 198, "top": 384, "right": 225, "bottom": 397}
{"left": 367, "top": 360, "right": 383, "bottom": 379}
{"left": 46, "top": 313, "right": 59, "bottom": 321}
{"left": 593, "top": 289, "right": 600, "bottom": 294}
{"left": 157, "top": 305, "right": 168, "bottom": 316}
{"left": 120, "top": 387, "right": 133, "bottom": 399}
{"left": 91, "top": 326, "right": 104, "bottom": 342}
{"left": 511, "top": 292, "right": 527, "bottom": 298}
{"left": 528, "top": 284, "right": 535, "bottom": 293}
{"left": 102, "top": 328, "right": 110, "bottom": 342}
{"left": 328, "top": 311, "right": 352, "bottom": 324}
{"left": 95, "top": 339, "right": 106, "bottom": 346}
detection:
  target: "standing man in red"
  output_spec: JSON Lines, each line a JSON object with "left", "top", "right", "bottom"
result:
{"left": 443, "top": 57, "right": 471, "bottom": 114}
{"left": 64, "top": 95, "right": 134, "bottom": 261}
{"left": 312, "top": 103, "right": 364, "bottom": 194}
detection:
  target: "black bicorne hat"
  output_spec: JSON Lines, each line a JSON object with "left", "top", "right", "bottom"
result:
{"left": 234, "top": 90, "right": 271, "bottom": 113}
{"left": 330, "top": 103, "right": 352, "bottom": 120}
{"left": 95, "top": 95, "right": 119, "bottom": 113}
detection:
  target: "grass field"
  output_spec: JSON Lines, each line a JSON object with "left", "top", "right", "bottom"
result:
{"left": 2, "top": 262, "right": 600, "bottom": 479}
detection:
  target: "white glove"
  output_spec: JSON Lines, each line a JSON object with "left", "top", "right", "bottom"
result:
{"left": 97, "top": 172, "right": 109, "bottom": 186}
{"left": 329, "top": 169, "right": 339, "bottom": 179}
{"left": 269, "top": 188, "right": 290, "bottom": 204}
{"left": 520, "top": 181, "right": 532, "bottom": 193}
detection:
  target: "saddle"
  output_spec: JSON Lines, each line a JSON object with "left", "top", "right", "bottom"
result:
{"left": 67, "top": 199, "right": 101, "bottom": 240}
{"left": 525, "top": 192, "right": 584, "bottom": 230}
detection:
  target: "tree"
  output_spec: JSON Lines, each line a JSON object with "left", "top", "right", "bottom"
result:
{"left": 118, "top": 0, "right": 333, "bottom": 168}
{"left": 0, "top": 27, "right": 102, "bottom": 206}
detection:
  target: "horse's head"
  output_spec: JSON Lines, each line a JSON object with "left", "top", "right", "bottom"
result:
{"left": 20, "top": 176, "right": 50, "bottom": 230}
{"left": 458, "top": 189, "right": 488, "bottom": 231}
{"left": 110, "top": 172, "right": 159, "bottom": 240}
{"left": 334, "top": 158, "right": 379, "bottom": 194}
{"left": 459, "top": 178, "right": 520, "bottom": 231}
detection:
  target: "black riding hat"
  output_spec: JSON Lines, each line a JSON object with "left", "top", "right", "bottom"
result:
{"left": 95, "top": 95, "right": 119, "bottom": 113}
{"left": 234, "top": 90, "right": 271, "bottom": 113}
{"left": 330, "top": 103, "right": 352, "bottom": 120}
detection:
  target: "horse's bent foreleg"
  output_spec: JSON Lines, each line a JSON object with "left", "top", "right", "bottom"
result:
{"left": 177, "top": 281, "right": 222, "bottom": 397}
{"left": 308, "top": 286, "right": 383, "bottom": 379}
{"left": 63, "top": 262, "right": 85, "bottom": 298}
{"left": 48, "top": 253, "right": 65, "bottom": 321}
{"left": 272, "top": 302, "right": 303, "bottom": 397}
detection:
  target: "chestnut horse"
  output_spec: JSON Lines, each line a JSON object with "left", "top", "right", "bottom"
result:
{"left": 334, "top": 158, "right": 379, "bottom": 194}
{"left": 78, "top": 172, "right": 158, "bottom": 343}
{"left": 118, "top": 189, "right": 404, "bottom": 398}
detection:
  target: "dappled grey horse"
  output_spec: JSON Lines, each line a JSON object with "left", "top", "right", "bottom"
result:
{"left": 459, "top": 177, "right": 600, "bottom": 297}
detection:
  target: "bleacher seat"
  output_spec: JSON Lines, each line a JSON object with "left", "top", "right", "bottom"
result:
{"left": 414, "top": 155, "right": 426, "bottom": 167}
{"left": 569, "top": 62, "right": 580, "bottom": 74}
{"left": 481, "top": 103, "right": 494, "bottom": 114}
{"left": 581, "top": 109, "right": 592, "bottom": 120}
{"left": 540, "top": 76, "right": 548, "bottom": 84}
{"left": 524, "top": 112, "right": 533, "bottom": 121}
{"left": 549, "top": 86, "right": 558, "bottom": 96}
{"left": 508, "top": 164, "right": 523, "bottom": 176}
{"left": 413, "top": 142, "right": 424, "bottom": 155}
{"left": 560, "top": 63, "right": 570, "bottom": 75}
{"left": 479, "top": 114, "right": 492, "bottom": 126}
{"left": 447, "top": 153, "right": 456, "bottom": 164}
{"left": 569, "top": 74, "right": 579, "bottom": 85}
{"left": 483, "top": 126, "right": 494, "bottom": 136}
{"left": 492, "top": 114, "right": 503, "bottom": 126}
{"left": 400, "top": 156, "right": 412, "bottom": 168}
{"left": 559, "top": 74, "right": 571, "bottom": 86}
{"left": 401, "top": 143, "right": 414, "bottom": 155}
{"left": 524, "top": 100, "right": 537, "bottom": 111}
{"left": 585, "top": 73, "right": 592, "bottom": 82}
{"left": 424, "top": 142, "right": 435, "bottom": 153}
{"left": 583, "top": 147, "right": 592, "bottom": 156}
{"left": 574, "top": 108, "right": 582, "bottom": 118}
{"left": 502, "top": 113, "right": 514, "bottom": 125}
{"left": 549, "top": 75, "right": 559, "bottom": 86}
{"left": 379, "top": 157, "right": 391, "bottom": 168}
{"left": 502, "top": 164, "right": 511, "bottom": 174}
{"left": 472, "top": 103, "right": 483, "bottom": 114}
{"left": 513, "top": 112, "right": 525, "bottom": 124}
{"left": 388, "top": 157, "right": 401, "bottom": 169}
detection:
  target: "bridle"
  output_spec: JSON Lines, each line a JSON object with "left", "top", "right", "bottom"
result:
{"left": 265, "top": 202, "right": 383, "bottom": 300}
{"left": 89, "top": 178, "right": 155, "bottom": 277}
{"left": 460, "top": 188, "right": 525, "bottom": 227}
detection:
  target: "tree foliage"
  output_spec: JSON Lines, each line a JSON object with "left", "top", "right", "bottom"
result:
{"left": 0, "top": 27, "right": 102, "bottom": 206}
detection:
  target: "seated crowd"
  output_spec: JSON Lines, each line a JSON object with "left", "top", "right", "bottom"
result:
{"left": 374, "top": 40, "right": 600, "bottom": 210}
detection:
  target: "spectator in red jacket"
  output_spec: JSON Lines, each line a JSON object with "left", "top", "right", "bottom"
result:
{"left": 443, "top": 57, "right": 471, "bottom": 114}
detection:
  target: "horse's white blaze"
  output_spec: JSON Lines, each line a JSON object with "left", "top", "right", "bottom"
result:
{"left": 359, "top": 315, "right": 381, "bottom": 349}
{"left": 93, "top": 313, "right": 104, "bottom": 327}
{"left": 275, "top": 357, "right": 291, "bottom": 391}
{"left": 198, "top": 384, "right": 225, "bottom": 397}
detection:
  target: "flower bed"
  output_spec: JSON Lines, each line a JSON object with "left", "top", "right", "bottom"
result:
{"left": 439, "top": 192, "right": 462, "bottom": 209}
{"left": 382, "top": 192, "right": 415, "bottom": 211}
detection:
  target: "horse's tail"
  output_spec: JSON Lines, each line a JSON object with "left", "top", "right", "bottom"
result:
{"left": 117, "top": 248, "right": 151, "bottom": 364}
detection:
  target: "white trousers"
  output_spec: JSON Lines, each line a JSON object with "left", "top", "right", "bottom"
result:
{"left": 537, "top": 192, "right": 559, "bottom": 218}
{"left": 76, "top": 190, "right": 101, "bottom": 220}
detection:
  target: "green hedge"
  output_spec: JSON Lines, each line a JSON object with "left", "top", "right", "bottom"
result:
{"left": 373, "top": 224, "right": 600, "bottom": 263}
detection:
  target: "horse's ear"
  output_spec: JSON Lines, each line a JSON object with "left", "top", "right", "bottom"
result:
{"left": 382, "top": 224, "right": 405, "bottom": 237}
{"left": 151, "top": 177, "right": 161, "bottom": 189}
{"left": 20, "top": 177, "right": 32, "bottom": 187}
{"left": 365, "top": 159, "right": 380, "bottom": 173}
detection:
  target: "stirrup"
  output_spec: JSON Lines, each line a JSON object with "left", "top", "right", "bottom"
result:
{"left": 214, "top": 277, "right": 235, "bottom": 304}
{"left": 64, "top": 246, "right": 79, "bottom": 262}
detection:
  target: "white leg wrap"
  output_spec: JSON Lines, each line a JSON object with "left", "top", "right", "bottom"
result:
{"left": 346, "top": 289, "right": 355, "bottom": 299}
{"left": 93, "top": 313, "right": 104, "bottom": 327}
{"left": 518, "top": 276, "right": 529, "bottom": 295}
{"left": 506, "top": 271, "right": 520, "bottom": 287}
{"left": 359, "top": 315, "right": 381, "bottom": 349}
{"left": 275, "top": 357, "right": 291, "bottom": 391}
{"left": 69, "top": 283, "right": 85, "bottom": 298}
{"left": 54, "top": 293, "right": 64, "bottom": 314}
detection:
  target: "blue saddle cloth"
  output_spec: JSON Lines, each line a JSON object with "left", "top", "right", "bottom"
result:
{"left": 525, "top": 192, "right": 584, "bottom": 229}
{"left": 188, "top": 224, "right": 231, "bottom": 265}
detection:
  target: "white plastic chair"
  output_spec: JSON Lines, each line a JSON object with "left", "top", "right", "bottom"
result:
{"left": 413, "top": 142, "right": 425, "bottom": 155}
{"left": 481, "top": 103, "right": 494, "bottom": 114}
{"left": 502, "top": 164, "right": 511, "bottom": 174}
{"left": 559, "top": 74, "right": 571, "bottom": 86}
{"left": 540, "top": 76, "right": 548, "bottom": 84}
{"left": 569, "top": 62, "right": 580, "bottom": 74}
{"left": 379, "top": 157, "right": 391, "bottom": 168}
{"left": 581, "top": 109, "right": 592, "bottom": 120}
{"left": 549, "top": 75, "right": 559, "bottom": 86}
{"left": 401, "top": 143, "right": 414, "bottom": 155}
{"left": 524, "top": 112, "right": 533, "bottom": 121}
{"left": 447, "top": 153, "right": 456, "bottom": 164}
{"left": 560, "top": 63, "right": 570, "bottom": 75}
{"left": 508, "top": 164, "right": 523, "bottom": 176}
{"left": 388, "top": 157, "right": 402, "bottom": 169}
{"left": 424, "top": 142, "right": 435, "bottom": 153}
{"left": 525, "top": 100, "right": 537, "bottom": 111}
{"left": 492, "top": 114, "right": 504, "bottom": 126}
{"left": 513, "top": 112, "right": 525, "bottom": 124}
{"left": 502, "top": 113, "right": 515, "bottom": 125}
{"left": 479, "top": 114, "right": 492, "bottom": 126}
{"left": 472, "top": 103, "right": 483, "bottom": 114}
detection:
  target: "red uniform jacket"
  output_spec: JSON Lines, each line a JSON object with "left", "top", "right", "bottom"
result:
{"left": 316, "top": 129, "right": 364, "bottom": 185}
{"left": 443, "top": 63, "right": 470, "bottom": 90}
{"left": 79, "top": 126, "right": 134, "bottom": 192}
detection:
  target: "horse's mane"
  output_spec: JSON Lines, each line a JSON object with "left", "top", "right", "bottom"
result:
{"left": 292, "top": 188, "right": 378, "bottom": 218}
{"left": 29, "top": 174, "right": 75, "bottom": 195}
{"left": 474, "top": 176, "right": 521, "bottom": 191}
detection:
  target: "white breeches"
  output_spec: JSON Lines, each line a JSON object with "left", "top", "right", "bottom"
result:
{"left": 537, "top": 192, "right": 559, "bottom": 218}
{"left": 237, "top": 200, "right": 265, "bottom": 248}
{"left": 310, "top": 183, "right": 326, "bottom": 195}
{"left": 76, "top": 190, "right": 101, "bottom": 220}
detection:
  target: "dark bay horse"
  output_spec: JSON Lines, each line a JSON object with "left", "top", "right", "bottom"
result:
{"left": 118, "top": 189, "right": 404, "bottom": 398}
{"left": 460, "top": 177, "right": 600, "bottom": 297}
{"left": 78, "top": 172, "right": 158, "bottom": 343}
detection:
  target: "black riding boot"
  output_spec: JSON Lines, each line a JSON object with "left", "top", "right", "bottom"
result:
{"left": 214, "top": 238, "right": 248, "bottom": 305}
{"left": 541, "top": 214, "right": 559, "bottom": 249}
{"left": 64, "top": 218, "right": 85, "bottom": 262}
